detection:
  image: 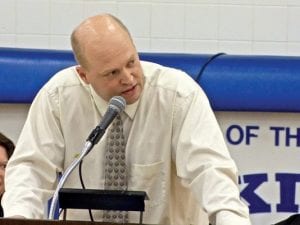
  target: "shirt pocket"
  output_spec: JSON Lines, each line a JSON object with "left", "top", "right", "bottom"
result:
{"left": 128, "top": 161, "right": 165, "bottom": 207}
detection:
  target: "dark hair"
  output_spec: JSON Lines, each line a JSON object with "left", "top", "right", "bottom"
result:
{"left": 0, "top": 132, "right": 15, "bottom": 159}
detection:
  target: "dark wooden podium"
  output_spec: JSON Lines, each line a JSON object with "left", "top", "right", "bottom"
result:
{"left": 0, "top": 218, "right": 154, "bottom": 225}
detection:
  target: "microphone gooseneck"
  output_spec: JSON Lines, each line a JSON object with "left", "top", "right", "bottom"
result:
{"left": 48, "top": 96, "right": 126, "bottom": 220}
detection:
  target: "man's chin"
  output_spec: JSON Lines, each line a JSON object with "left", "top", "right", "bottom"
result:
{"left": 123, "top": 96, "right": 139, "bottom": 105}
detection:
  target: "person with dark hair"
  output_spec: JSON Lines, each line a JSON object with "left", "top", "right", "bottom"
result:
{"left": 2, "top": 14, "right": 251, "bottom": 225}
{"left": 0, "top": 132, "right": 15, "bottom": 217}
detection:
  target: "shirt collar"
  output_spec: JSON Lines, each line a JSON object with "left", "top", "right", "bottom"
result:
{"left": 89, "top": 85, "right": 139, "bottom": 120}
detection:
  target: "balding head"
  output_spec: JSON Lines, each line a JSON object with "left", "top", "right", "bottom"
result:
{"left": 71, "top": 14, "right": 133, "bottom": 69}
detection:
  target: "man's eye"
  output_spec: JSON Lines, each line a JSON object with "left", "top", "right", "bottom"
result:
{"left": 0, "top": 163, "right": 7, "bottom": 170}
{"left": 111, "top": 70, "right": 118, "bottom": 75}
{"left": 128, "top": 60, "right": 135, "bottom": 67}
{"left": 105, "top": 70, "right": 118, "bottom": 77}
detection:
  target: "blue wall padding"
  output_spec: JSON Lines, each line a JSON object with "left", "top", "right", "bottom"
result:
{"left": 1, "top": 47, "right": 300, "bottom": 112}
{"left": 200, "top": 55, "right": 300, "bottom": 112}
{"left": 0, "top": 48, "right": 76, "bottom": 103}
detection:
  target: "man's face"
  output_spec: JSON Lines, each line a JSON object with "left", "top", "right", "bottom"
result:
{"left": 0, "top": 146, "right": 8, "bottom": 195}
{"left": 77, "top": 33, "right": 144, "bottom": 105}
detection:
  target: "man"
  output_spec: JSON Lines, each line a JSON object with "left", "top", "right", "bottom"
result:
{"left": 0, "top": 132, "right": 15, "bottom": 217}
{"left": 2, "top": 14, "right": 251, "bottom": 225}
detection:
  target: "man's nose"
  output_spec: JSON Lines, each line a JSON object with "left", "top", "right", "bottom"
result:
{"left": 120, "top": 68, "right": 133, "bottom": 84}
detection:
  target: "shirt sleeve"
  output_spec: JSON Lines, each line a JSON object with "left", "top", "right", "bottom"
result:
{"left": 2, "top": 87, "right": 65, "bottom": 218}
{"left": 171, "top": 87, "right": 252, "bottom": 225}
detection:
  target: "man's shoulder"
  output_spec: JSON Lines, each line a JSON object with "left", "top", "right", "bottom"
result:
{"left": 141, "top": 61, "right": 199, "bottom": 95}
{"left": 42, "top": 66, "right": 84, "bottom": 92}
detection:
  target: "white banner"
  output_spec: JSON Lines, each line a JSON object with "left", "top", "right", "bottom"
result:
{"left": 216, "top": 111, "right": 300, "bottom": 225}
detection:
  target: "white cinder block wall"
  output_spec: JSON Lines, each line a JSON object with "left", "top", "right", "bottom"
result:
{"left": 1, "top": 0, "right": 300, "bottom": 55}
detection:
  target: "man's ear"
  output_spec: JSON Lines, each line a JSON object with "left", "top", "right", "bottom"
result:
{"left": 76, "top": 66, "right": 89, "bottom": 84}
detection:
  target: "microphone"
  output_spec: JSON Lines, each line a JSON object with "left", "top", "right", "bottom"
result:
{"left": 87, "top": 96, "right": 126, "bottom": 146}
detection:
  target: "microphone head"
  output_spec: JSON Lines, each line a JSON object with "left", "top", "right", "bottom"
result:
{"left": 109, "top": 96, "right": 126, "bottom": 113}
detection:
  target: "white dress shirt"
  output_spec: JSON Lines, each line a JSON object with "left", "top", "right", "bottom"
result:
{"left": 3, "top": 61, "right": 251, "bottom": 225}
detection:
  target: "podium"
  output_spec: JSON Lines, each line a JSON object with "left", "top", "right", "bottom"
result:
{"left": 0, "top": 190, "right": 151, "bottom": 225}
{"left": 0, "top": 218, "right": 155, "bottom": 225}
{"left": 58, "top": 188, "right": 149, "bottom": 224}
